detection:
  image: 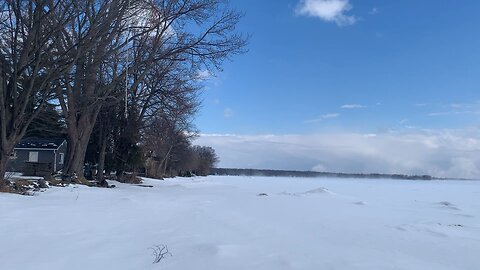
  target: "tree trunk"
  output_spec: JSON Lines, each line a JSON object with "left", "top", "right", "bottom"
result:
{"left": 0, "top": 153, "right": 8, "bottom": 190}
{"left": 162, "top": 147, "right": 172, "bottom": 178}
{"left": 64, "top": 120, "right": 96, "bottom": 178}
{"left": 0, "top": 136, "right": 20, "bottom": 190}
{"left": 65, "top": 137, "right": 87, "bottom": 178}
{"left": 96, "top": 130, "right": 108, "bottom": 182}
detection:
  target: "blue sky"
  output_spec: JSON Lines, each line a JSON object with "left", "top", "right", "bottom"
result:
{"left": 194, "top": 0, "right": 480, "bottom": 177}
{"left": 197, "top": 0, "right": 480, "bottom": 134}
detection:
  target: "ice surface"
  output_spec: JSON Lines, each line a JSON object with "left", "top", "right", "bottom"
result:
{"left": 0, "top": 176, "right": 479, "bottom": 270}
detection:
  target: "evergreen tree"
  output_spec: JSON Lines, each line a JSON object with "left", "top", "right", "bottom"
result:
{"left": 25, "top": 103, "right": 65, "bottom": 138}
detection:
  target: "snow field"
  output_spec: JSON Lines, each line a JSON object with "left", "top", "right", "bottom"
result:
{"left": 0, "top": 176, "right": 479, "bottom": 270}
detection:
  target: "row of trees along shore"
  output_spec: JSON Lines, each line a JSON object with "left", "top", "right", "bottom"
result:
{"left": 0, "top": 0, "right": 246, "bottom": 189}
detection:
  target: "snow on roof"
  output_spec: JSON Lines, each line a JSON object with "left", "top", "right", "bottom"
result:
{"left": 15, "top": 137, "right": 66, "bottom": 150}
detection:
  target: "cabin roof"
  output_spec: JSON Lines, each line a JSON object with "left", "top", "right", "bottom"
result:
{"left": 15, "top": 137, "right": 66, "bottom": 150}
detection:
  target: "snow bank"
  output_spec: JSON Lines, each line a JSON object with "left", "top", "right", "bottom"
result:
{"left": 0, "top": 176, "right": 479, "bottom": 270}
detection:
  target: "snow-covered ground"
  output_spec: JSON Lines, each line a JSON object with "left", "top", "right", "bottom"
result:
{"left": 1, "top": 176, "right": 479, "bottom": 270}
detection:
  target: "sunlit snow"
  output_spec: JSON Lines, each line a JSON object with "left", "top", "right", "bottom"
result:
{"left": 1, "top": 176, "right": 479, "bottom": 270}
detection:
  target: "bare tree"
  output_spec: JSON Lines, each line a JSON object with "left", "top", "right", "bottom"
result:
{"left": 190, "top": 145, "right": 218, "bottom": 176}
{"left": 0, "top": 0, "right": 73, "bottom": 188}
{"left": 144, "top": 113, "right": 196, "bottom": 178}
{"left": 54, "top": 0, "right": 131, "bottom": 178}
{"left": 114, "top": 58, "right": 200, "bottom": 177}
{"left": 62, "top": 0, "right": 246, "bottom": 179}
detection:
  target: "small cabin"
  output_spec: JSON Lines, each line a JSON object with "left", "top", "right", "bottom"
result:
{"left": 8, "top": 137, "right": 68, "bottom": 176}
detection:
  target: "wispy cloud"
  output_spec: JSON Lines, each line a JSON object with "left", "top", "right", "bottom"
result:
{"left": 427, "top": 101, "right": 480, "bottom": 117}
{"left": 369, "top": 7, "right": 379, "bottom": 15}
{"left": 224, "top": 108, "right": 234, "bottom": 118}
{"left": 428, "top": 111, "right": 480, "bottom": 117}
{"left": 428, "top": 112, "right": 451, "bottom": 117}
{"left": 196, "top": 129, "right": 480, "bottom": 178}
{"left": 322, "top": 113, "right": 339, "bottom": 119}
{"left": 304, "top": 113, "right": 339, "bottom": 123}
{"left": 296, "top": 0, "right": 356, "bottom": 26}
{"left": 341, "top": 104, "right": 366, "bottom": 109}
{"left": 448, "top": 102, "right": 477, "bottom": 109}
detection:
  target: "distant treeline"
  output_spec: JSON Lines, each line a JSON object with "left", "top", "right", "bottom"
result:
{"left": 211, "top": 168, "right": 439, "bottom": 180}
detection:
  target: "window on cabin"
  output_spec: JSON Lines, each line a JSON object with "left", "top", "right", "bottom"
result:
{"left": 29, "top": 151, "right": 39, "bottom": 162}
{"left": 59, "top": 153, "right": 64, "bottom": 165}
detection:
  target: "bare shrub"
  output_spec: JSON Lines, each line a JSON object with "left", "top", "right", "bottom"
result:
{"left": 150, "top": 244, "right": 172, "bottom": 264}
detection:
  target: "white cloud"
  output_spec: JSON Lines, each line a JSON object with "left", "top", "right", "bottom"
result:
{"left": 196, "top": 70, "right": 212, "bottom": 81}
{"left": 428, "top": 112, "right": 451, "bottom": 117}
{"left": 341, "top": 104, "right": 366, "bottom": 109}
{"left": 428, "top": 110, "right": 480, "bottom": 117}
{"left": 448, "top": 102, "right": 480, "bottom": 109}
{"left": 369, "top": 7, "right": 379, "bottom": 15}
{"left": 195, "top": 129, "right": 480, "bottom": 179}
{"left": 322, "top": 113, "right": 339, "bottom": 119}
{"left": 224, "top": 108, "right": 234, "bottom": 118}
{"left": 296, "top": 0, "right": 356, "bottom": 26}
{"left": 427, "top": 101, "right": 480, "bottom": 117}
{"left": 304, "top": 113, "right": 339, "bottom": 123}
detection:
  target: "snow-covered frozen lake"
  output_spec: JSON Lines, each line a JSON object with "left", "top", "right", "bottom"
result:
{"left": 1, "top": 176, "right": 479, "bottom": 270}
